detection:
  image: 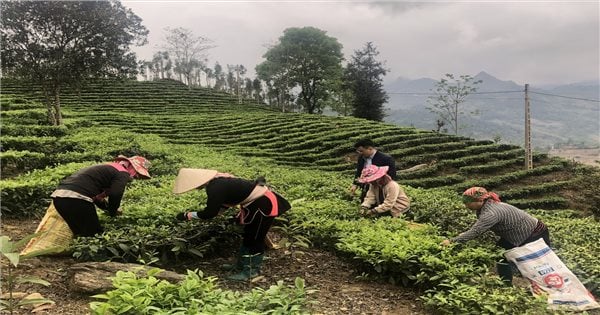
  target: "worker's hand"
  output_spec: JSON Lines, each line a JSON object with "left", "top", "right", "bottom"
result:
{"left": 176, "top": 212, "right": 193, "bottom": 221}
{"left": 349, "top": 185, "right": 358, "bottom": 194}
{"left": 440, "top": 239, "right": 452, "bottom": 246}
{"left": 361, "top": 207, "right": 377, "bottom": 217}
{"left": 115, "top": 207, "right": 123, "bottom": 216}
{"left": 94, "top": 198, "right": 109, "bottom": 210}
{"left": 359, "top": 206, "right": 369, "bottom": 216}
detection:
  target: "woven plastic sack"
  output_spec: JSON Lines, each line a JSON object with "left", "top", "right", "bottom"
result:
{"left": 504, "top": 238, "right": 599, "bottom": 311}
{"left": 20, "top": 202, "right": 74, "bottom": 256}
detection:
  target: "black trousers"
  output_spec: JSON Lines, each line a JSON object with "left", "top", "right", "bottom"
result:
{"left": 242, "top": 195, "right": 276, "bottom": 254}
{"left": 497, "top": 226, "right": 551, "bottom": 250}
{"left": 53, "top": 197, "right": 103, "bottom": 237}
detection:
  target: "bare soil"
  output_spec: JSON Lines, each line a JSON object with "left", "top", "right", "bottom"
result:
{"left": 0, "top": 218, "right": 424, "bottom": 315}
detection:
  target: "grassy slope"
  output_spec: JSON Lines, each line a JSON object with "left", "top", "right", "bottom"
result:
{"left": 2, "top": 78, "right": 597, "bottom": 213}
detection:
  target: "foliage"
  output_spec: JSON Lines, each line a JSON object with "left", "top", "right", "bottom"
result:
{"left": 0, "top": 235, "right": 55, "bottom": 314}
{"left": 426, "top": 74, "right": 482, "bottom": 135}
{"left": 256, "top": 26, "right": 344, "bottom": 114}
{"left": 90, "top": 269, "right": 311, "bottom": 314}
{"left": 421, "top": 276, "right": 549, "bottom": 315}
{"left": 162, "top": 27, "right": 215, "bottom": 88}
{"left": 0, "top": 0, "right": 148, "bottom": 125}
{"left": 344, "top": 42, "right": 389, "bottom": 121}
{"left": 71, "top": 217, "right": 235, "bottom": 265}
{"left": 569, "top": 165, "right": 600, "bottom": 218}
{"left": 3, "top": 78, "right": 600, "bottom": 314}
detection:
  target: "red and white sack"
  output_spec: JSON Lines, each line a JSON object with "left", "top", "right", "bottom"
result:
{"left": 504, "top": 238, "right": 599, "bottom": 311}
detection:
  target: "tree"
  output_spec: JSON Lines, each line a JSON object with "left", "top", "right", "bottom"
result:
{"left": 344, "top": 42, "right": 389, "bottom": 121}
{"left": 151, "top": 51, "right": 171, "bottom": 80}
{"left": 1, "top": 0, "right": 148, "bottom": 125}
{"left": 163, "top": 27, "right": 214, "bottom": 89}
{"left": 327, "top": 87, "right": 354, "bottom": 117}
{"left": 256, "top": 27, "right": 343, "bottom": 114}
{"left": 252, "top": 78, "right": 263, "bottom": 103}
{"left": 244, "top": 78, "right": 253, "bottom": 98}
{"left": 426, "top": 74, "right": 482, "bottom": 135}
{"left": 213, "top": 63, "right": 226, "bottom": 91}
{"left": 204, "top": 67, "right": 214, "bottom": 88}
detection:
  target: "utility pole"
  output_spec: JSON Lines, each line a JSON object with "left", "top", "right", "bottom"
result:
{"left": 236, "top": 66, "right": 242, "bottom": 104}
{"left": 524, "top": 84, "right": 533, "bottom": 170}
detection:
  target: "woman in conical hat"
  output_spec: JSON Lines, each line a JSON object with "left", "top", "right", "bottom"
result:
{"left": 173, "top": 168, "right": 291, "bottom": 281}
{"left": 358, "top": 165, "right": 410, "bottom": 218}
{"left": 50, "top": 155, "right": 151, "bottom": 237}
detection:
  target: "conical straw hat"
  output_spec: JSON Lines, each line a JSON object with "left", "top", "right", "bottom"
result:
{"left": 173, "top": 168, "right": 218, "bottom": 194}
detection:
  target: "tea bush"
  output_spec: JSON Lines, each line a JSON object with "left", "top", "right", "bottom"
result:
{"left": 91, "top": 269, "right": 311, "bottom": 314}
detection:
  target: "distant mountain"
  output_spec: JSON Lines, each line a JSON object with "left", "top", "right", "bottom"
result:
{"left": 384, "top": 72, "right": 599, "bottom": 148}
{"left": 387, "top": 76, "right": 436, "bottom": 93}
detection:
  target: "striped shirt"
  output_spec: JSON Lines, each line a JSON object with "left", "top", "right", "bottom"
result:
{"left": 452, "top": 201, "right": 538, "bottom": 246}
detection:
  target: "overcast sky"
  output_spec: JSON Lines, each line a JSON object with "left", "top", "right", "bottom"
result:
{"left": 123, "top": 1, "right": 599, "bottom": 86}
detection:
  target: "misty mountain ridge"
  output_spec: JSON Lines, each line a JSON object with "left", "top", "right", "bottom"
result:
{"left": 384, "top": 71, "right": 599, "bottom": 148}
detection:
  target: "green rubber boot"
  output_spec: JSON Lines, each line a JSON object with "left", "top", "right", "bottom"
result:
{"left": 221, "top": 246, "right": 249, "bottom": 271}
{"left": 496, "top": 260, "right": 513, "bottom": 286}
{"left": 227, "top": 253, "right": 263, "bottom": 281}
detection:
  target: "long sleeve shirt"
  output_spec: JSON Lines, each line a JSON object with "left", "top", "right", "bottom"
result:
{"left": 55, "top": 164, "right": 131, "bottom": 216}
{"left": 361, "top": 181, "right": 410, "bottom": 217}
{"left": 452, "top": 201, "right": 539, "bottom": 246}
{"left": 195, "top": 177, "right": 255, "bottom": 219}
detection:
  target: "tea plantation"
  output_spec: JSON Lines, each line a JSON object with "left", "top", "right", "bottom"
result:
{"left": 1, "top": 78, "right": 599, "bottom": 314}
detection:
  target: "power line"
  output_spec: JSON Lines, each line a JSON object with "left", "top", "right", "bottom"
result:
{"left": 472, "top": 90, "right": 523, "bottom": 94}
{"left": 387, "top": 89, "right": 600, "bottom": 103}
{"left": 387, "top": 90, "right": 522, "bottom": 95}
{"left": 466, "top": 97, "right": 524, "bottom": 101}
{"left": 529, "top": 91, "right": 600, "bottom": 103}
{"left": 387, "top": 92, "right": 433, "bottom": 95}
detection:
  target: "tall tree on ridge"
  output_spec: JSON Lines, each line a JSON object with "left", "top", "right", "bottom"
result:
{"left": 344, "top": 42, "right": 389, "bottom": 121}
{"left": 163, "top": 27, "right": 214, "bottom": 89}
{"left": 213, "top": 62, "right": 226, "bottom": 91}
{"left": 1, "top": 0, "right": 148, "bottom": 125}
{"left": 256, "top": 26, "right": 344, "bottom": 114}
{"left": 427, "top": 74, "right": 482, "bottom": 135}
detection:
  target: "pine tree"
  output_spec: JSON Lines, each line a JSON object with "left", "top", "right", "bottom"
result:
{"left": 344, "top": 42, "right": 388, "bottom": 121}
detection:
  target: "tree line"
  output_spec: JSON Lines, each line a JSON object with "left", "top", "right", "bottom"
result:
{"left": 139, "top": 26, "right": 389, "bottom": 119}
{"left": 1, "top": 0, "right": 478, "bottom": 133}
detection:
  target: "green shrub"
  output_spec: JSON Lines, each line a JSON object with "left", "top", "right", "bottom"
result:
{"left": 90, "top": 269, "right": 311, "bottom": 314}
{"left": 421, "top": 276, "right": 549, "bottom": 315}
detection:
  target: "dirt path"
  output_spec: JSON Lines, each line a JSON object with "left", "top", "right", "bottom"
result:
{"left": 1, "top": 218, "right": 424, "bottom": 315}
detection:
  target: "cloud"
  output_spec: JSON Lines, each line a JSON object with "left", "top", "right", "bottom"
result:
{"left": 124, "top": 1, "right": 599, "bottom": 85}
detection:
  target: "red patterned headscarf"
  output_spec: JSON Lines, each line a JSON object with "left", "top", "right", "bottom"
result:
{"left": 462, "top": 187, "right": 501, "bottom": 203}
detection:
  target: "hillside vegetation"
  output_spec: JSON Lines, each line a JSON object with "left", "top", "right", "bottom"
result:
{"left": 1, "top": 79, "right": 598, "bottom": 215}
{"left": 1, "top": 78, "right": 599, "bottom": 314}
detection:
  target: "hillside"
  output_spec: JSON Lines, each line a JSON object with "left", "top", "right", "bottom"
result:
{"left": 1, "top": 78, "right": 599, "bottom": 314}
{"left": 385, "top": 72, "right": 600, "bottom": 148}
{"left": 1, "top": 78, "right": 595, "bottom": 213}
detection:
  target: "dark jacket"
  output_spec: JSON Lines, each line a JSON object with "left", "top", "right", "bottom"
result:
{"left": 56, "top": 164, "right": 130, "bottom": 216}
{"left": 354, "top": 151, "right": 397, "bottom": 185}
{"left": 196, "top": 177, "right": 291, "bottom": 219}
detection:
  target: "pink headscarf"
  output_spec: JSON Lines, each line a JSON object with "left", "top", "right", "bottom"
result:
{"left": 462, "top": 187, "right": 501, "bottom": 203}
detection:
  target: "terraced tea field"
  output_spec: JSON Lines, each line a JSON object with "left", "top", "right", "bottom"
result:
{"left": 1, "top": 79, "right": 589, "bottom": 212}
{"left": 2, "top": 78, "right": 599, "bottom": 314}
